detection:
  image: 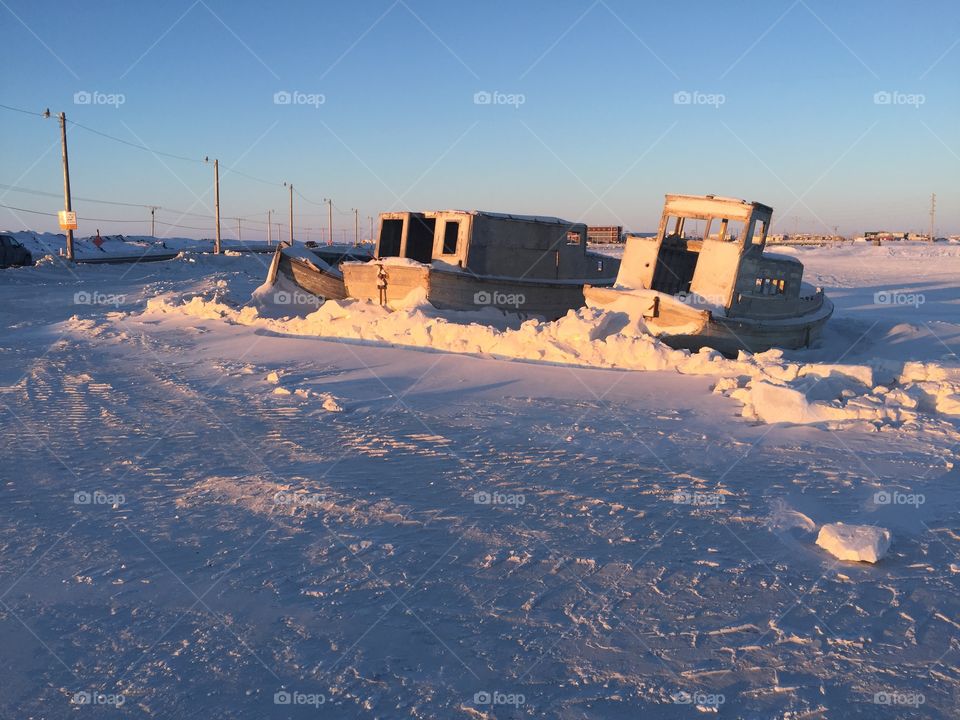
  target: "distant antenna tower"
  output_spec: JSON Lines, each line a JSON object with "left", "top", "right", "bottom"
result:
{"left": 930, "top": 193, "right": 936, "bottom": 242}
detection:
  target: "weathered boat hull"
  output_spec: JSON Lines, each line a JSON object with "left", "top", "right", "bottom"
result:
{"left": 343, "top": 262, "right": 615, "bottom": 320}
{"left": 585, "top": 286, "right": 834, "bottom": 356}
{"left": 278, "top": 252, "right": 346, "bottom": 300}
{"left": 267, "top": 246, "right": 376, "bottom": 301}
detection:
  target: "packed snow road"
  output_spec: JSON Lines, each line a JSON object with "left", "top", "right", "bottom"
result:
{"left": 1, "top": 245, "right": 959, "bottom": 718}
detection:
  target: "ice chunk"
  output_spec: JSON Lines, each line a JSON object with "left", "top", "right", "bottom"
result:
{"left": 816, "top": 523, "right": 891, "bottom": 563}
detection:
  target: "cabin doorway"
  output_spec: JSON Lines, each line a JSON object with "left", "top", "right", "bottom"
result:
{"left": 651, "top": 215, "right": 701, "bottom": 295}
{"left": 405, "top": 216, "right": 436, "bottom": 263}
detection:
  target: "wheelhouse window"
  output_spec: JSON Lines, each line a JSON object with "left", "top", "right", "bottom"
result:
{"left": 751, "top": 219, "right": 767, "bottom": 245}
{"left": 755, "top": 276, "right": 785, "bottom": 295}
{"left": 708, "top": 218, "right": 745, "bottom": 242}
{"left": 379, "top": 219, "right": 403, "bottom": 257}
{"left": 442, "top": 221, "right": 460, "bottom": 254}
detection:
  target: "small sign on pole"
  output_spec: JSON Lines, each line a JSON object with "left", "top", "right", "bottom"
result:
{"left": 58, "top": 210, "right": 78, "bottom": 230}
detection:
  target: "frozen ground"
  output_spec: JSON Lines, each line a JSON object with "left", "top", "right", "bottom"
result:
{"left": 1, "top": 242, "right": 959, "bottom": 718}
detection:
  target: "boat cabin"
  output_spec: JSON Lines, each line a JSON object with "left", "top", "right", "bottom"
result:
{"left": 620, "top": 194, "right": 810, "bottom": 317}
{"left": 375, "top": 210, "right": 615, "bottom": 281}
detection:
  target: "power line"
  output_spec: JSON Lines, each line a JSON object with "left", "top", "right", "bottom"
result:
{"left": 0, "top": 103, "right": 46, "bottom": 117}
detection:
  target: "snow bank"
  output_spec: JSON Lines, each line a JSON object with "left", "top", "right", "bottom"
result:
{"left": 143, "top": 291, "right": 960, "bottom": 431}
{"left": 816, "top": 523, "right": 891, "bottom": 563}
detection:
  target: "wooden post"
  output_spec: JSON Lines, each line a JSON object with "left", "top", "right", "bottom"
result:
{"left": 327, "top": 198, "right": 333, "bottom": 246}
{"left": 58, "top": 112, "right": 74, "bottom": 261}
{"left": 267, "top": 209, "right": 272, "bottom": 245}
{"left": 288, "top": 183, "right": 294, "bottom": 244}
{"left": 213, "top": 159, "right": 221, "bottom": 254}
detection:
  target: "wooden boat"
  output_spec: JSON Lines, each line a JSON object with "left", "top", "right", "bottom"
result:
{"left": 585, "top": 194, "right": 833, "bottom": 356}
{"left": 265, "top": 243, "right": 373, "bottom": 301}
{"left": 341, "top": 210, "right": 620, "bottom": 320}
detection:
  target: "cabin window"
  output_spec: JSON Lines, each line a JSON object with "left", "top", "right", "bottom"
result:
{"left": 566, "top": 230, "right": 582, "bottom": 244}
{"left": 751, "top": 219, "right": 767, "bottom": 244}
{"left": 442, "top": 221, "right": 460, "bottom": 254}
{"left": 405, "top": 216, "right": 436, "bottom": 263}
{"left": 379, "top": 219, "right": 403, "bottom": 257}
{"left": 709, "top": 218, "right": 745, "bottom": 242}
{"left": 663, "top": 215, "right": 685, "bottom": 239}
{"left": 755, "top": 277, "right": 786, "bottom": 295}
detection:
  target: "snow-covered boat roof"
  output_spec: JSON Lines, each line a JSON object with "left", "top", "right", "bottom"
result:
{"left": 664, "top": 194, "right": 773, "bottom": 219}
{"left": 414, "top": 210, "right": 582, "bottom": 226}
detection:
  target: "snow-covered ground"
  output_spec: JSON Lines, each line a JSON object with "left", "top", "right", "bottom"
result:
{"left": 1, "top": 242, "right": 958, "bottom": 718}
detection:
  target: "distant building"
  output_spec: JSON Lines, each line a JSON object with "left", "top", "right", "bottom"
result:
{"left": 864, "top": 231, "right": 908, "bottom": 241}
{"left": 587, "top": 225, "right": 623, "bottom": 244}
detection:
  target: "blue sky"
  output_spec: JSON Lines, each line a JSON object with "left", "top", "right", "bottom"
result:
{"left": 2, "top": 0, "right": 958, "bottom": 239}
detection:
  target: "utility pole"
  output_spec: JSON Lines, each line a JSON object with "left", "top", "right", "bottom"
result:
{"left": 267, "top": 209, "right": 272, "bottom": 245}
{"left": 58, "top": 112, "right": 75, "bottom": 261}
{"left": 208, "top": 157, "right": 221, "bottom": 254}
{"left": 353, "top": 208, "right": 359, "bottom": 246}
{"left": 324, "top": 198, "right": 333, "bottom": 245}
{"left": 368, "top": 216, "right": 374, "bottom": 244}
{"left": 237, "top": 217, "right": 241, "bottom": 242}
{"left": 149, "top": 206, "right": 160, "bottom": 237}
{"left": 306, "top": 227, "right": 311, "bottom": 242}
{"left": 930, "top": 193, "right": 937, "bottom": 242}
{"left": 287, "top": 183, "right": 294, "bottom": 244}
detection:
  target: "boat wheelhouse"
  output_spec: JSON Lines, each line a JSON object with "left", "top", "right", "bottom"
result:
{"left": 585, "top": 194, "right": 833, "bottom": 355}
{"left": 342, "top": 210, "right": 619, "bottom": 319}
